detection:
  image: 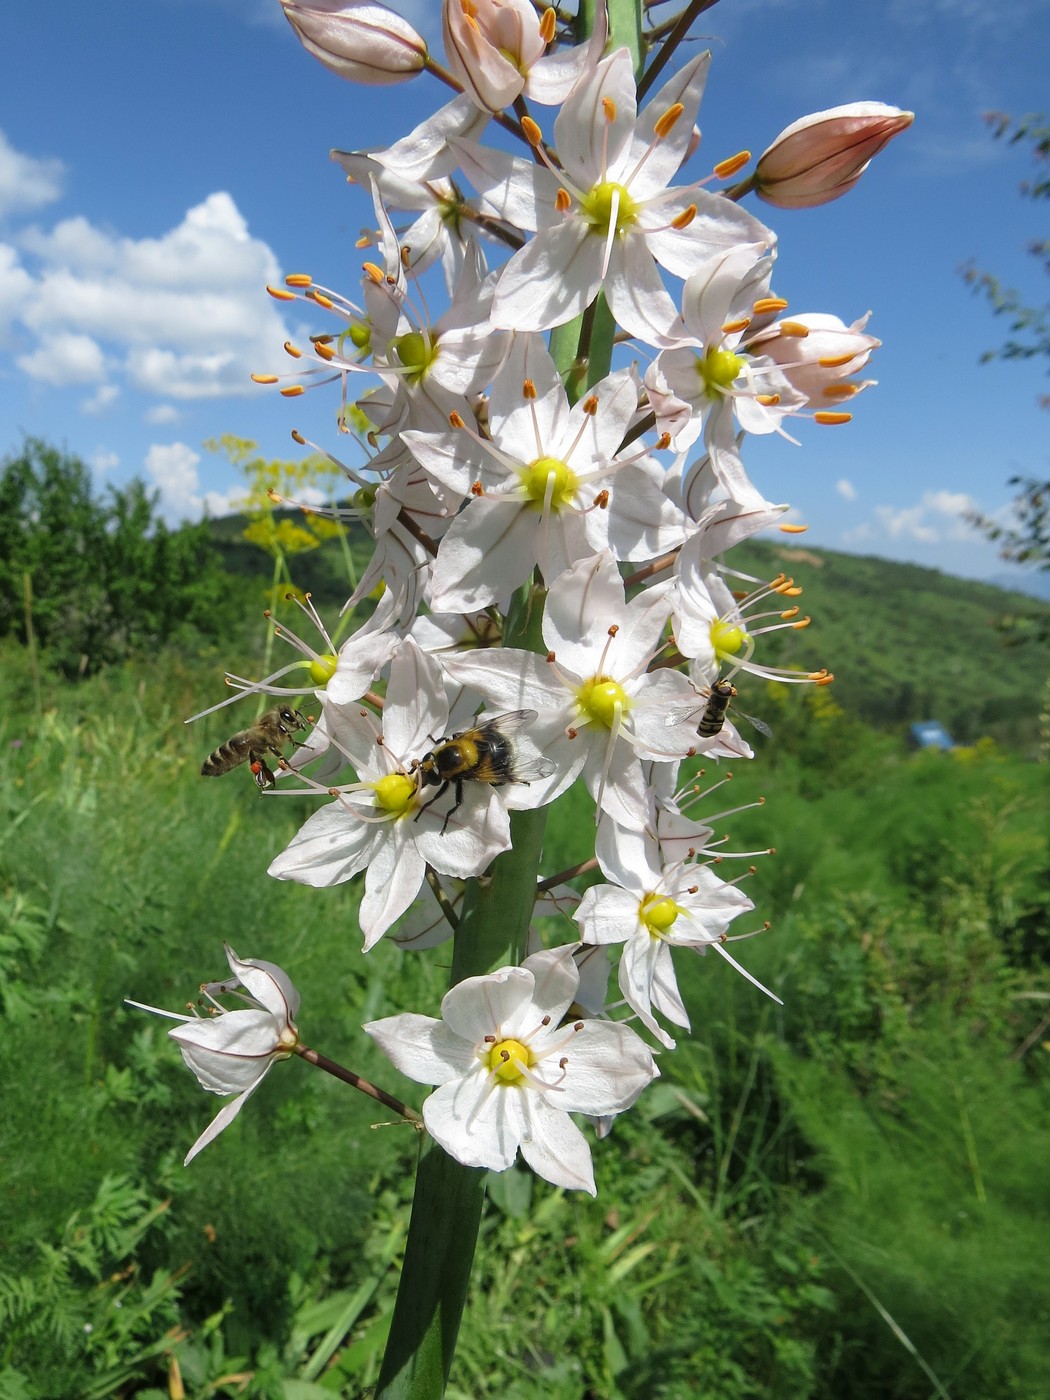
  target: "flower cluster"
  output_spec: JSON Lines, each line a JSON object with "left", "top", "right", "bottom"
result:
{"left": 146, "top": 0, "right": 909, "bottom": 1193}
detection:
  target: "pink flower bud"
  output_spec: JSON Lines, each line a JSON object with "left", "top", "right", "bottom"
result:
{"left": 754, "top": 102, "right": 913, "bottom": 209}
{"left": 282, "top": 0, "right": 427, "bottom": 85}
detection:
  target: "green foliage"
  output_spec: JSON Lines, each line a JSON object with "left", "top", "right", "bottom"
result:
{"left": 1, "top": 643, "right": 1048, "bottom": 1398}
{"left": 0, "top": 439, "right": 248, "bottom": 678}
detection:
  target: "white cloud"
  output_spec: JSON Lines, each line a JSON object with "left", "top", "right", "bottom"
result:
{"left": 145, "top": 403, "right": 180, "bottom": 425}
{"left": 145, "top": 440, "right": 241, "bottom": 523}
{"left": 11, "top": 190, "right": 291, "bottom": 403}
{"left": 0, "top": 131, "right": 64, "bottom": 219}
{"left": 874, "top": 503, "right": 940, "bottom": 543}
{"left": 866, "top": 489, "right": 981, "bottom": 546}
{"left": 82, "top": 383, "right": 120, "bottom": 415}
{"left": 90, "top": 449, "right": 120, "bottom": 476}
{"left": 17, "top": 331, "right": 105, "bottom": 385}
{"left": 0, "top": 243, "right": 34, "bottom": 342}
{"left": 925, "top": 488, "right": 976, "bottom": 518}
{"left": 835, "top": 478, "right": 858, "bottom": 501}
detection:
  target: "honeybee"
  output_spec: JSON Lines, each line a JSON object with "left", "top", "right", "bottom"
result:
{"left": 667, "top": 681, "right": 772, "bottom": 741}
{"left": 413, "top": 710, "right": 556, "bottom": 833}
{"left": 200, "top": 705, "right": 308, "bottom": 789}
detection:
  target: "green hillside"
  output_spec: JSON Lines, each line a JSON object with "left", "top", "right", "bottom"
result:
{"left": 727, "top": 537, "right": 1049, "bottom": 749}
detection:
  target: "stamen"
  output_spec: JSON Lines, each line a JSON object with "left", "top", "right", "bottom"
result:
{"left": 267, "top": 285, "right": 297, "bottom": 301}
{"left": 814, "top": 411, "right": 852, "bottom": 425}
{"left": 713, "top": 149, "right": 751, "bottom": 179}
{"left": 521, "top": 115, "right": 544, "bottom": 148}
{"left": 653, "top": 102, "right": 684, "bottom": 140}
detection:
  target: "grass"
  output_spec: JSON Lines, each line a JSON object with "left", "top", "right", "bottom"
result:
{"left": 1, "top": 639, "right": 1048, "bottom": 1399}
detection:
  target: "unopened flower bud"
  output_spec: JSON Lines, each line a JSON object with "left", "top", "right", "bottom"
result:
{"left": 754, "top": 102, "right": 913, "bottom": 209}
{"left": 282, "top": 0, "right": 427, "bottom": 85}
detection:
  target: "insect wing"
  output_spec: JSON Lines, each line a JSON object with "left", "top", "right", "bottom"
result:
{"left": 736, "top": 708, "right": 773, "bottom": 739}
{"left": 473, "top": 708, "right": 538, "bottom": 734}
{"left": 664, "top": 702, "right": 701, "bottom": 728}
{"left": 510, "top": 752, "right": 557, "bottom": 783}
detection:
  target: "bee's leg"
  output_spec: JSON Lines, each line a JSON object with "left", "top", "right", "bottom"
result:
{"left": 439, "top": 779, "right": 465, "bottom": 836}
{"left": 414, "top": 779, "right": 449, "bottom": 822}
{"left": 250, "top": 750, "right": 277, "bottom": 790}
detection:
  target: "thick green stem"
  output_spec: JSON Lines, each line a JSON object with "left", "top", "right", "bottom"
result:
{"left": 372, "top": 1140, "right": 486, "bottom": 1400}
{"left": 374, "top": 581, "right": 551, "bottom": 1400}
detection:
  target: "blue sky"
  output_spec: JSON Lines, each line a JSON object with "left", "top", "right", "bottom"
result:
{"left": 2, "top": 0, "right": 1047, "bottom": 588}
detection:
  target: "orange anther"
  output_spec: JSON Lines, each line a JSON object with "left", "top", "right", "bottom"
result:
{"left": 713, "top": 149, "right": 750, "bottom": 179}
{"left": 654, "top": 102, "right": 684, "bottom": 139}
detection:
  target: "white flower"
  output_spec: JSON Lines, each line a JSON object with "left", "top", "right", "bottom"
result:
{"left": 672, "top": 540, "right": 830, "bottom": 691}
{"left": 442, "top": 0, "right": 608, "bottom": 112}
{"left": 405, "top": 334, "right": 690, "bottom": 611}
{"left": 268, "top": 641, "right": 533, "bottom": 947}
{"left": 332, "top": 95, "right": 495, "bottom": 291}
{"left": 364, "top": 946, "right": 658, "bottom": 1193}
{"left": 127, "top": 945, "right": 300, "bottom": 1165}
{"left": 441, "top": 550, "right": 700, "bottom": 828}
{"left": 746, "top": 310, "right": 880, "bottom": 411}
{"left": 577, "top": 817, "right": 760, "bottom": 1047}
{"left": 452, "top": 48, "right": 773, "bottom": 342}
{"left": 644, "top": 243, "right": 807, "bottom": 505}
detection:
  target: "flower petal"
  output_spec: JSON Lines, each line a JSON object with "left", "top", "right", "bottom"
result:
{"left": 518, "top": 1096, "right": 596, "bottom": 1195}
{"left": 363, "top": 1012, "right": 477, "bottom": 1084}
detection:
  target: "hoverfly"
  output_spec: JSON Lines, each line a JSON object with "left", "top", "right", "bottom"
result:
{"left": 413, "top": 709, "right": 555, "bottom": 833}
{"left": 667, "top": 681, "right": 772, "bottom": 742}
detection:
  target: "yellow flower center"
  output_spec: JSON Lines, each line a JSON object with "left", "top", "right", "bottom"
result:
{"left": 391, "top": 331, "right": 435, "bottom": 385}
{"left": 519, "top": 456, "right": 578, "bottom": 510}
{"left": 700, "top": 347, "right": 745, "bottom": 394}
{"left": 710, "top": 618, "right": 748, "bottom": 659}
{"left": 576, "top": 676, "right": 630, "bottom": 728}
{"left": 308, "top": 653, "right": 338, "bottom": 686}
{"left": 640, "top": 893, "right": 681, "bottom": 937}
{"left": 580, "top": 180, "right": 637, "bottom": 235}
{"left": 487, "top": 1037, "right": 531, "bottom": 1083}
{"left": 371, "top": 772, "right": 417, "bottom": 814}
